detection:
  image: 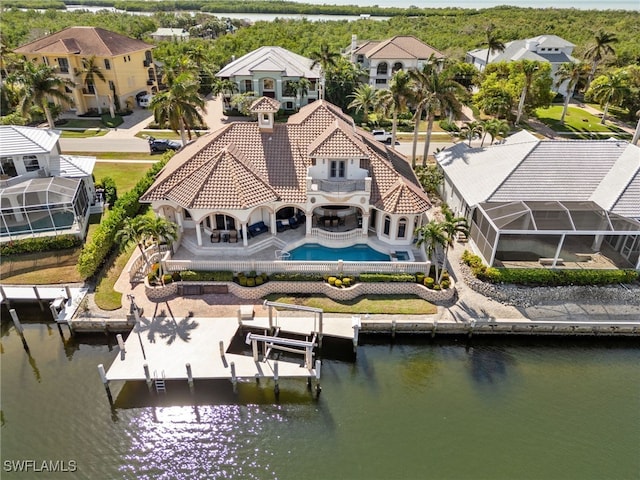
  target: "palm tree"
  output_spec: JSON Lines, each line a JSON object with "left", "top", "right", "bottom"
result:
{"left": 79, "top": 55, "right": 106, "bottom": 114}
{"left": 584, "top": 31, "right": 618, "bottom": 90}
{"left": 515, "top": 60, "right": 540, "bottom": 125}
{"left": 151, "top": 72, "right": 206, "bottom": 145}
{"left": 415, "top": 220, "right": 448, "bottom": 284}
{"left": 555, "top": 62, "right": 589, "bottom": 125}
{"left": 481, "top": 24, "right": 505, "bottom": 71}
{"left": 347, "top": 83, "right": 378, "bottom": 125}
{"left": 295, "top": 77, "right": 311, "bottom": 107}
{"left": 377, "top": 70, "right": 413, "bottom": 149}
{"left": 309, "top": 43, "right": 340, "bottom": 99}
{"left": 459, "top": 121, "right": 483, "bottom": 146}
{"left": 409, "top": 57, "right": 440, "bottom": 168}
{"left": 144, "top": 215, "right": 179, "bottom": 248}
{"left": 418, "top": 69, "right": 465, "bottom": 166}
{"left": 115, "top": 216, "right": 152, "bottom": 269}
{"left": 211, "top": 78, "right": 238, "bottom": 110}
{"left": 9, "top": 61, "right": 74, "bottom": 128}
{"left": 481, "top": 118, "right": 509, "bottom": 146}
{"left": 588, "top": 71, "right": 630, "bottom": 125}
{"left": 439, "top": 205, "right": 469, "bottom": 282}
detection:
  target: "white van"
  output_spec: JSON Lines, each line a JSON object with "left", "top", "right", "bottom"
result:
{"left": 138, "top": 94, "right": 153, "bottom": 108}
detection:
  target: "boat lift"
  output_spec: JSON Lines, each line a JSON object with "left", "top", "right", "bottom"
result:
{"left": 246, "top": 332, "right": 317, "bottom": 369}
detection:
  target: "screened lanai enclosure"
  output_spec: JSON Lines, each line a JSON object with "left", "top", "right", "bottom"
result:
{"left": 0, "top": 177, "right": 90, "bottom": 239}
{"left": 470, "top": 200, "right": 640, "bottom": 270}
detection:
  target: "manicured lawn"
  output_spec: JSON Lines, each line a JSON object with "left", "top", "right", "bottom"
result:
{"left": 94, "top": 243, "right": 135, "bottom": 311}
{"left": 266, "top": 294, "right": 437, "bottom": 315}
{"left": 136, "top": 130, "right": 208, "bottom": 140}
{"left": 534, "top": 105, "right": 629, "bottom": 137}
{"left": 0, "top": 249, "right": 84, "bottom": 284}
{"left": 64, "top": 151, "right": 158, "bottom": 160}
{"left": 93, "top": 162, "right": 152, "bottom": 194}
{"left": 60, "top": 129, "right": 108, "bottom": 138}
{"left": 58, "top": 119, "right": 103, "bottom": 128}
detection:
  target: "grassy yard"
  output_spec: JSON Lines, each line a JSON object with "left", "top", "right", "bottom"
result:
{"left": 94, "top": 243, "right": 135, "bottom": 310}
{"left": 136, "top": 130, "right": 208, "bottom": 140}
{"left": 64, "top": 151, "right": 158, "bottom": 160}
{"left": 60, "top": 129, "right": 108, "bottom": 138}
{"left": 533, "top": 105, "right": 629, "bottom": 138}
{"left": 93, "top": 162, "right": 152, "bottom": 193}
{"left": 266, "top": 294, "right": 437, "bottom": 315}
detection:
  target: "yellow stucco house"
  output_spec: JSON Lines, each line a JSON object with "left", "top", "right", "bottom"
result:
{"left": 14, "top": 26, "right": 157, "bottom": 114}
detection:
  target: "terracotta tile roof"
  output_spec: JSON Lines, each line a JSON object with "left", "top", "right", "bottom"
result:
{"left": 356, "top": 35, "right": 444, "bottom": 60}
{"left": 14, "top": 26, "right": 153, "bottom": 56}
{"left": 250, "top": 97, "right": 281, "bottom": 112}
{"left": 142, "top": 99, "right": 431, "bottom": 214}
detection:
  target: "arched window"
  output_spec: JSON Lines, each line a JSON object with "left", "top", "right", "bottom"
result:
{"left": 376, "top": 62, "right": 388, "bottom": 76}
{"left": 392, "top": 62, "right": 403, "bottom": 73}
{"left": 383, "top": 215, "right": 391, "bottom": 236}
{"left": 397, "top": 217, "right": 407, "bottom": 239}
{"left": 262, "top": 78, "right": 275, "bottom": 97}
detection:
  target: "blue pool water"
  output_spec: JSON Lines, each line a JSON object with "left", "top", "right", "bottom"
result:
{"left": 287, "top": 243, "right": 389, "bottom": 261}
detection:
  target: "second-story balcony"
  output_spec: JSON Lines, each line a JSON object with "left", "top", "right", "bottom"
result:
{"left": 308, "top": 177, "right": 371, "bottom": 195}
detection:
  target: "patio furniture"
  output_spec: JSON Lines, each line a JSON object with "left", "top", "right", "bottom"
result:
{"left": 229, "top": 230, "right": 238, "bottom": 243}
{"left": 210, "top": 230, "right": 220, "bottom": 243}
{"left": 276, "top": 220, "right": 288, "bottom": 232}
{"left": 288, "top": 217, "right": 299, "bottom": 229}
{"left": 248, "top": 221, "right": 268, "bottom": 237}
{"left": 222, "top": 232, "right": 230, "bottom": 242}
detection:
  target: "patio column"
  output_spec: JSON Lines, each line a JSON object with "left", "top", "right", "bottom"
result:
{"left": 195, "top": 222, "right": 203, "bottom": 246}
{"left": 242, "top": 223, "right": 248, "bottom": 247}
{"left": 361, "top": 213, "right": 369, "bottom": 235}
{"left": 270, "top": 211, "right": 276, "bottom": 235}
{"left": 591, "top": 235, "right": 604, "bottom": 251}
{"left": 306, "top": 214, "right": 312, "bottom": 235}
{"left": 176, "top": 212, "right": 183, "bottom": 232}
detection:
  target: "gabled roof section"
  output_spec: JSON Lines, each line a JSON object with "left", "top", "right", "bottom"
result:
{"left": 14, "top": 26, "right": 153, "bottom": 56}
{"left": 0, "top": 126, "right": 60, "bottom": 155}
{"left": 164, "top": 143, "right": 279, "bottom": 209}
{"left": 358, "top": 36, "right": 444, "bottom": 60}
{"left": 375, "top": 178, "right": 432, "bottom": 214}
{"left": 288, "top": 100, "right": 354, "bottom": 126}
{"left": 307, "top": 120, "right": 369, "bottom": 158}
{"left": 589, "top": 142, "right": 640, "bottom": 216}
{"left": 468, "top": 34, "right": 575, "bottom": 65}
{"left": 609, "top": 171, "right": 640, "bottom": 220}
{"left": 436, "top": 131, "right": 539, "bottom": 207}
{"left": 216, "top": 46, "right": 321, "bottom": 79}
{"left": 57, "top": 155, "right": 96, "bottom": 178}
{"left": 250, "top": 96, "right": 281, "bottom": 113}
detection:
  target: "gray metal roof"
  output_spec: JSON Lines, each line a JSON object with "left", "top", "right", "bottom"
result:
{"left": 216, "top": 46, "right": 321, "bottom": 79}
{"left": 56, "top": 155, "right": 96, "bottom": 178}
{"left": 468, "top": 34, "right": 575, "bottom": 64}
{"left": 0, "top": 126, "right": 60, "bottom": 156}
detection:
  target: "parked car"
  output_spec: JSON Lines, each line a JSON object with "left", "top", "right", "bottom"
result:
{"left": 148, "top": 136, "right": 181, "bottom": 153}
{"left": 138, "top": 94, "right": 153, "bottom": 108}
{"left": 372, "top": 129, "right": 392, "bottom": 144}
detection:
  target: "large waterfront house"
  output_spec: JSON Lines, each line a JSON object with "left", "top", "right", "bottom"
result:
{"left": 346, "top": 35, "right": 445, "bottom": 90}
{"left": 140, "top": 98, "right": 431, "bottom": 267}
{"left": 436, "top": 131, "right": 640, "bottom": 270}
{"left": 0, "top": 126, "right": 98, "bottom": 241}
{"left": 215, "top": 47, "right": 321, "bottom": 112}
{"left": 149, "top": 28, "right": 190, "bottom": 43}
{"left": 14, "top": 26, "right": 158, "bottom": 114}
{"left": 466, "top": 35, "right": 577, "bottom": 96}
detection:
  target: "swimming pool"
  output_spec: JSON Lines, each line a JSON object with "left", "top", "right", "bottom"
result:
{"left": 286, "top": 243, "right": 390, "bottom": 261}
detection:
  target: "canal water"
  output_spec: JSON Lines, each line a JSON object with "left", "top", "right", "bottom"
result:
{"left": 1, "top": 305, "right": 639, "bottom": 480}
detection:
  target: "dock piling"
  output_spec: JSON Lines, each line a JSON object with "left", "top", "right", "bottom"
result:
{"left": 230, "top": 362, "right": 237, "bottom": 393}
{"left": 431, "top": 320, "right": 438, "bottom": 338}
{"left": 32, "top": 286, "right": 44, "bottom": 311}
{"left": 391, "top": 320, "right": 396, "bottom": 340}
{"left": 186, "top": 363, "right": 194, "bottom": 392}
{"left": 98, "top": 364, "right": 113, "bottom": 405}
{"left": 273, "top": 361, "right": 280, "bottom": 396}
{"left": 219, "top": 340, "right": 225, "bottom": 358}
{"left": 315, "top": 359, "right": 322, "bottom": 397}
{"left": 143, "top": 364, "right": 152, "bottom": 392}
{"left": 65, "top": 285, "right": 72, "bottom": 302}
{"left": 9, "top": 309, "right": 29, "bottom": 351}
{"left": 116, "top": 334, "right": 125, "bottom": 359}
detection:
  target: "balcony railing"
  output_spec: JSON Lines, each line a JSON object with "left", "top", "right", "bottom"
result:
{"left": 311, "top": 179, "right": 366, "bottom": 194}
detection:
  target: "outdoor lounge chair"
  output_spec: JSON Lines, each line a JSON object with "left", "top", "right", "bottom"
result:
{"left": 276, "top": 220, "right": 288, "bottom": 232}
{"left": 228, "top": 230, "right": 238, "bottom": 243}
{"left": 288, "top": 217, "right": 299, "bottom": 229}
{"left": 248, "top": 221, "right": 268, "bottom": 237}
{"left": 210, "top": 230, "right": 220, "bottom": 243}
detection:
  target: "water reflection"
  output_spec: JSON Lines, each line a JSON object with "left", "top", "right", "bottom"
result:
{"left": 467, "top": 345, "right": 513, "bottom": 385}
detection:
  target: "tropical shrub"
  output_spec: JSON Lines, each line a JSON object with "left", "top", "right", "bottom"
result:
{"left": 360, "top": 273, "right": 416, "bottom": 283}
{"left": 0, "top": 234, "right": 80, "bottom": 255}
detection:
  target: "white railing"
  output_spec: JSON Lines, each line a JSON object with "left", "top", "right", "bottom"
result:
{"left": 313, "top": 179, "right": 366, "bottom": 193}
{"left": 164, "top": 258, "right": 430, "bottom": 274}
{"left": 310, "top": 228, "right": 366, "bottom": 242}
{"left": 127, "top": 244, "right": 172, "bottom": 282}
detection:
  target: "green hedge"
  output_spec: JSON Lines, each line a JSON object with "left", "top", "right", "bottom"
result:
{"left": 180, "top": 270, "right": 234, "bottom": 282}
{"left": 269, "top": 272, "right": 325, "bottom": 282}
{"left": 461, "top": 250, "right": 638, "bottom": 286}
{"left": 1, "top": 234, "right": 81, "bottom": 256}
{"left": 76, "top": 158, "right": 168, "bottom": 279}
{"left": 359, "top": 273, "right": 416, "bottom": 283}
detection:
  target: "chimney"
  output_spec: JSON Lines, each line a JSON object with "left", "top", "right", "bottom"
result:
{"left": 525, "top": 39, "right": 539, "bottom": 52}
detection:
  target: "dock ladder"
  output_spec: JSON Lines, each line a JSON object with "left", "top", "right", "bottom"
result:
{"left": 154, "top": 370, "right": 166, "bottom": 394}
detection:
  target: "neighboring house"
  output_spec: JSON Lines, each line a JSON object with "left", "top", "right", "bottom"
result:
{"left": 0, "top": 126, "right": 98, "bottom": 241}
{"left": 466, "top": 35, "right": 577, "bottom": 95}
{"left": 346, "top": 35, "right": 445, "bottom": 90}
{"left": 215, "top": 46, "right": 321, "bottom": 111}
{"left": 14, "top": 26, "right": 158, "bottom": 114}
{"left": 141, "top": 98, "right": 431, "bottom": 257}
{"left": 435, "top": 131, "right": 640, "bottom": 269}
{"left": 149, "top": 28, "right": 190, "bottom": 42}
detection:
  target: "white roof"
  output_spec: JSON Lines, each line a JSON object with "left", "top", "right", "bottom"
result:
{"left": 216, "top": 46, "right": 321, "bottom": 79}
{"left": 468, "top": 34, "right": 576, "bottom": 65}
{"left": 56, "top": 155, "right": 96, "bottom": 178}
{"left": 436, "top": 131, "right": 538, "bottom": 207}
{"left": 151, "top": 28, "right": 189, "bottom": 37}
{"left": 0, "top": 126, "right": 60, "bottom": 156}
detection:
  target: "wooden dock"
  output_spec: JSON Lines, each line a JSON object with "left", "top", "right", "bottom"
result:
{"left": 0, "top": 284, "right": 88, "bottom": 322}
